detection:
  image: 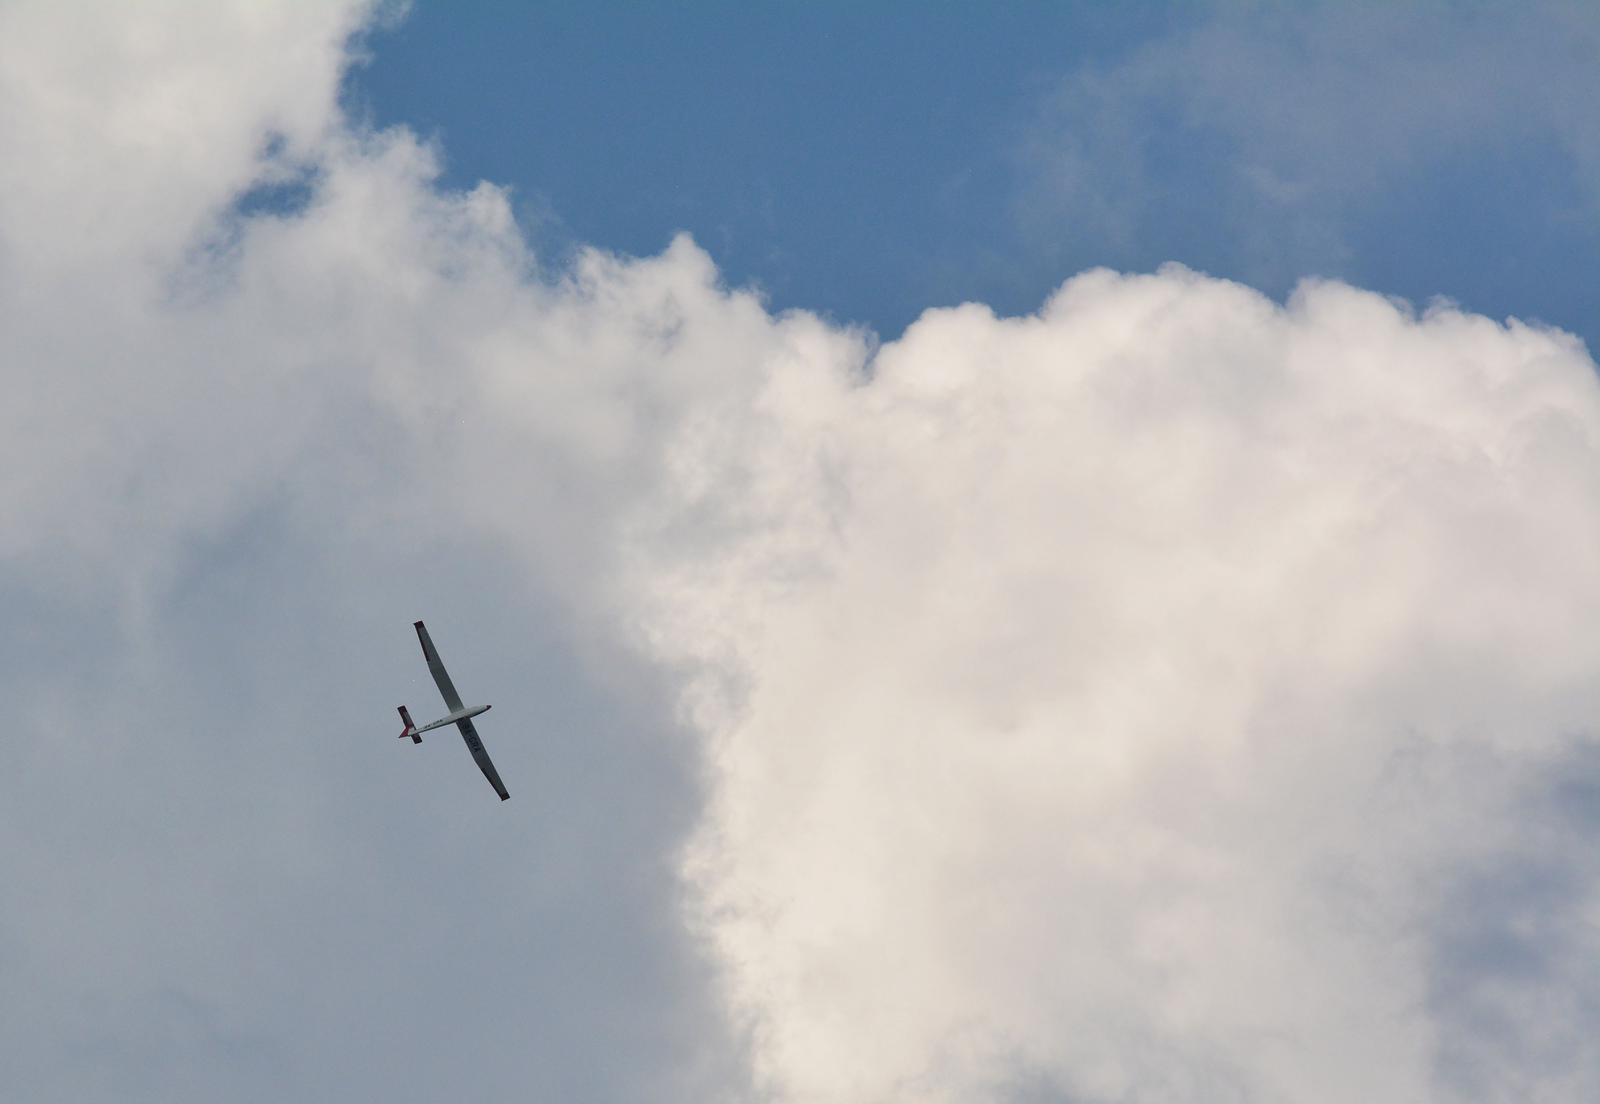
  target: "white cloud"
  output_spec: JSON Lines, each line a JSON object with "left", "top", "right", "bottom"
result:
{"left": 0, "top": 0, "right": 374, "bottom": 277}
{"left": 5, "top": 4, "right": 1600, "bottom": 1103}
{"left": 628, "top": 271, "right": 1600, "bottom": 1102}
{"left": 0, "top": 4, "right": 757, "bottom": 1099}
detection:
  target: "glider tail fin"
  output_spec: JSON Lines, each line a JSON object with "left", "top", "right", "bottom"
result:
{"left": 398, "top": 705, "right": 420, "bottom": 743}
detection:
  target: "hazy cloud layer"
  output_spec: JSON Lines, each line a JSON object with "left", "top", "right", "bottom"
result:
{"left": 6, "top": 4, "right": 1600, "bottom": 1104}
{"left": 1016, "top": 1, "right": 1600, "bottom": 329}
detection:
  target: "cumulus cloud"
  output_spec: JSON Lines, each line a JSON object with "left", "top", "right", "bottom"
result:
{"left": 626, "top": 270, "right": 1600, "bottom": 1102}
{"left": 5, "top": 4, "right": 1600, "bottom": 1103}
{"left": 0, "top": 4, "right": 759, "bottom": 1100}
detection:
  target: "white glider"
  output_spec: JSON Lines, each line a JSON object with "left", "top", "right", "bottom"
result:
{"left": 398, "top": 620, "right": 510, "bottom": 801}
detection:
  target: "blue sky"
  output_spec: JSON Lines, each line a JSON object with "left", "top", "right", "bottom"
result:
{"left": 353, "top": 2, "right": 1599, "bottom": 349}
{"left": 349, "top": 2, "right": 1169, "bottom": 335}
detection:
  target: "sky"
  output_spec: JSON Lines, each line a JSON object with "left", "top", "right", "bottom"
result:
{"left": 353, "top": 1, "right": 1600, "bottom": 350}
{"left": 4, "top": 3, "right": 1600, "bottom": 1103}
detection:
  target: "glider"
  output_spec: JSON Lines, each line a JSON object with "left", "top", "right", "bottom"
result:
{"left": 398, "top": 620, "right": 510, "bottom": 801}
